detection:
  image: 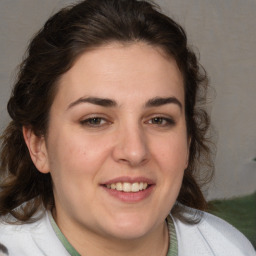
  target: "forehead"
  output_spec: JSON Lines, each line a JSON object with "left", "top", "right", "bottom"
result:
{"left": 54, "top": 42, "right": 184, "bottom": 107}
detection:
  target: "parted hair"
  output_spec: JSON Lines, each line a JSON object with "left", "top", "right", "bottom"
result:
{"left": 0, "top": 0, "right": 213, "bottom": 223}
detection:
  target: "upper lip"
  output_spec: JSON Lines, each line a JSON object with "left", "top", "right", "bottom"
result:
{"left": 102, "top": 176, "right": 155, "bottom": 185}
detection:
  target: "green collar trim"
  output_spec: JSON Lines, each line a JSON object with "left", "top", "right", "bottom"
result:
{"left": 48, "top": 212, "right": 81, "bottom": 256}
{"left": 166, "top": 215, "right": 178, "bottom": 256}
{"left": 48, "top": 212, "right": 178, "bottom": 256}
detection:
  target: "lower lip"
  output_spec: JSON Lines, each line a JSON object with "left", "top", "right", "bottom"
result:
{"left": 101, "top": 185, "right": 155, "bottom": 203}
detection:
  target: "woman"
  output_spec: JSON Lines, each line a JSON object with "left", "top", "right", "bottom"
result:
{"left": 0, "top": 0, "right": 254, "bottom": 255}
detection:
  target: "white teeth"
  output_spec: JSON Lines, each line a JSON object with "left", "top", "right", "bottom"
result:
{"left": 131, "top": 183, "right": 139, "bottom": 192}
{"left": 123, "top": 182, "right": 131, "bottom": 192}
{"left": 116, "top": 182, "right": 122, "bottom": 191}
{"left": 105, "top": 182, "right": 148, "bottom": 192}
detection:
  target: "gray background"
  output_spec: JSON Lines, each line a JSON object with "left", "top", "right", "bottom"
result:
{"left": 0, "top": 0, "right": 255, "bottom": 200}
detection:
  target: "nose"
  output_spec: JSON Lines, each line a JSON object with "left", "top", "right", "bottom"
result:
{"left": 112, "top": 124, "right": 150, "bottom": 167}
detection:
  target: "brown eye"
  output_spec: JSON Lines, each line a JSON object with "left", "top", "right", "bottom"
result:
{"left": 80, "top": 117, "right": 107, "bottom": 127}
{"left": 151, "top": 117, "right": 164, "bottom": 124}
{"left": 88, "top": 118, "right": 103, "bottom": 125}
{"left": 148, "top": 117, "right": 175, "bottom": 126}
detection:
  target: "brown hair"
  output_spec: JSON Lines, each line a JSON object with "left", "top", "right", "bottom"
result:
{"left": 0, "top": 0, "right": 213, "bottom": 223}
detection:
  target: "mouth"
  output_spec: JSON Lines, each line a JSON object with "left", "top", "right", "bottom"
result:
{"left": 104, "top": 182, "right": 149, "bottom": 193}
{"left": 101, "top": 177, "right": 155, "bottom": 202}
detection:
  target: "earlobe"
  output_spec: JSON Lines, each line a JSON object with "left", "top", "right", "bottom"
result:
{"left": 23, "top": 126, "right": 50, "bottom": 174}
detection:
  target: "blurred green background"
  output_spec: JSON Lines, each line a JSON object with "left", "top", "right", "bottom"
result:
{"left": 208, "top": 192, "right": 256, "bottom": 249}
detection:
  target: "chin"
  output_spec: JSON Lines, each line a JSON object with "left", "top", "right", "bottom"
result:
{"left": 108, "top": 226, "right": 151, "bottom": 240}
{"left": 100, "top": 214, "right": 157, "bottom": 240}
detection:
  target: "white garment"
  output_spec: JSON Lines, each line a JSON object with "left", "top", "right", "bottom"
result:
{"left": 172, "top": 209, "right": 256, "bottom": 255}
{"left": 0, "top": 209, "right": 255, "bottom": 256}
{"left": 0, "top": 211, "right": 69, "bottom": 256}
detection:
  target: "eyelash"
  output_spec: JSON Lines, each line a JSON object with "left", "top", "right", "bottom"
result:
{"left": 80, "top": 117, "right": 109, "bottom": 127}
{"left": 146, "top": 117, "right": 175, "bottom": 127}
{"left": 80, "top": 116, "right": 175, "bottom": 128}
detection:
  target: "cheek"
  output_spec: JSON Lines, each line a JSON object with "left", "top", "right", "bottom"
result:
{"left": 47, "top": 131, "right": 111, "bottom": 178}
{"left": 152, "top": 135, "right": 189, "bottom": 171}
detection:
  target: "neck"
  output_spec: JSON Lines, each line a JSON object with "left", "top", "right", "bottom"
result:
{"left": 52, "top": 210, "right": 169, "bottom": 256}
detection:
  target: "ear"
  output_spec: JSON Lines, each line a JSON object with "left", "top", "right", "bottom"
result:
{"left": 23, "top": 126, "right": 50, "bottom": 174}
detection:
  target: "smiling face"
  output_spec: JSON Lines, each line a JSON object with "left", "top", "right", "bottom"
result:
{"left": 25, "top": 42, "right": 189, "bottom": 247}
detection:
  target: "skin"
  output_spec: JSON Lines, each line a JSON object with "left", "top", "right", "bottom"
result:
{"left": 24, "top": 42, "right": 189, "bottom": 255}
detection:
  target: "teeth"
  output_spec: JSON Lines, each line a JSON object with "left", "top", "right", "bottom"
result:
{"left": 110, "top": 184, "right": 116, "bottom": 189}
{"left": 106, "top": 182, "right": 148, "bottom": 192}
{"left": 116, "top": 182, "right": 122, "bottom": 191}
{"left": 123, "top": 182, "right": 131, "bottom": 192}
{"left": 131, "top": 182, "right": 139, "bottom": 192}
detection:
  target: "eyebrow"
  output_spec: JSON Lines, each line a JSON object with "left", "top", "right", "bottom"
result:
{"left": 67, "top": 97, "right": 117, "bottom": 109}
{"left": 67, "top": 96, "right": 182, "bottom": 110}
{"left": 145, "top": 97, "right": 182, "bottom": 110}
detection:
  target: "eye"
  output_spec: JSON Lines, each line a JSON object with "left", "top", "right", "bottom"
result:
{"left": 80, "top": 117, "right": 108, "bottom": 127}
{"left": 148, "top": 117, "right": 175, "bottom": 126}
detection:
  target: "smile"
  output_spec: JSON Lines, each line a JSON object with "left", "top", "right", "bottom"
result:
{"left": 106, "top": 182, "right": 148, "bottom": 192}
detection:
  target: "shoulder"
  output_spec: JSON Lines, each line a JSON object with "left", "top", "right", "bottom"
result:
{"left": 172, "top": 207, "right": 255, "bottom": 256}
{"left": 0, "top": 211, "right": 69, "bottom": 256}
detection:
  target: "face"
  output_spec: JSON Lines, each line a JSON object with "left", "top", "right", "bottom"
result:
{"left": 28, "top": 42, "right": 189, "bottom": 241}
